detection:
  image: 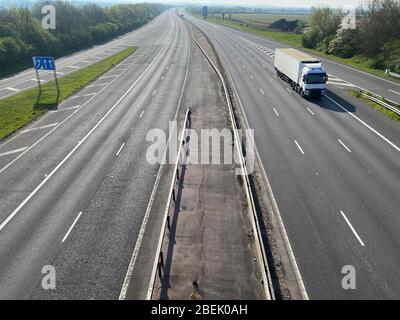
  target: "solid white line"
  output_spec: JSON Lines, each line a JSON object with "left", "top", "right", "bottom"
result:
{"left": 0, "top": 31, "right": 173, "bottom": 232}
{"left": 139, "top": 110, "right": 145, "bottom": 118}
{"left": 152, "top": 89, "right": 157, "bottom": 96}
{"left": 388, "top": 89, "right": 400, "bottom": 96}
{"left": 61, "top": 211, "right": 83, "bottom": 243}
{"left": 83, "top": 93, "right": 97, "bottom": 97}
{"left": 273, "top": 108, "right": 279, "bottom": 117}
{"left": 20, "top": 123, "right": 59, "bottom": 133}
{"left": 0, "top": 147, "right": 28, "bottom": 157}
{"left": 68, "top": 65, "right": 80, "bottom": 69}
{"left": 116, "top": 142, "right": 126, "bottom": 156}
{"left": 286, "top": 88, "right": 292, "bottom": 93}
{"left": 306, "top": 107, "right": 315, "bottom": 116}
{"left": 259, "top": 88, "right": 264, "bottom": 95}
{"left": 325, "top": 95, "right": 400, "bottom": 152}
{"left": 340, "top": 210, "right": 365, "bottom": 246}
{"left": 119, "top": 21, "right": 188, "bottom": 300}
{"left": 6, "top": 87, "right": 19, "bottom": 92}
{"left": 273, "top": 74, "right": 277, "bottom": 79}
{"left": 294, "top": 140, "right": 305, "bottom": 155}
{"left": 338, "top": 139, "right": 352, "bottom": 152}
{"left": 213, "top": 37, "right": 309, "bottom": 299}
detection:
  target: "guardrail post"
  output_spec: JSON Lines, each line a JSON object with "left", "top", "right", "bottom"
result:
{"left": 172, "top": 189, "right": 176, "bottom": 202}
{"left": 167, "top": 215, "right": 171, "bottom": 230}
{"left": 176, "top": 168, "right": 180, "bottom": 180}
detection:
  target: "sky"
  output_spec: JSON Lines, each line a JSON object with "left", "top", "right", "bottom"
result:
{"left": 123, "top": 0, "right": 364, "bottom": 9}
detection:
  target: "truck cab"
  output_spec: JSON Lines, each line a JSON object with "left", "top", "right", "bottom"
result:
{"left": 299, "top": 63, "right": 328, "bottom": 98}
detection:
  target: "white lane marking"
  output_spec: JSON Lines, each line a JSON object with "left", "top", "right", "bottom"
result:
{"left": 294, "top": 140, "right": 305, "bottom": 155}
{"left": 80, "top": 60, "right": 91, "bottom": 63}
{"left": 286, "top": 88, "right": 292, "bottom": 93}
{"left": 259, "top": 88, "right": 265, "bottom": 95}
{"left": 273, "top": 74, "right": 277, "bottom": 79}
{"left": 68, "top": 65, "right": 80, "bottom": 69}
{"left": 61, "top": 211, "right": 83, "bottom": 243}
{"left": 139, "top": 110, "right": 145, "bottom": 118}
{"left": 152, "top": 89, "right": 157, "bottom": 96}
{"left": 87, "top": 83, "right": 109, "bottom": 88}
{"left": 99, "top": 75, "right": 117, "bottom": 80}
{"left": 306, "top": 107, "right": 315, "bottom": 116}
{"left": 250, "top": 74, "right": 254, "bottom": 79}
{"left": 273, "top": 108, "right": 279, "bottom": 117}
{"left": 338, "top": 139, "right": 352, "bottom": 152}
{"left": 20, "top": 122, "right": 59, "bottom": 133}
{"left": 51, "top": 105, "right": 81, "bottom": 112}
{"left": 6, "top": 87, "right": 19, "bottom": 92}
{"left": 325, "top": 95, "right": 400, "bottom": 152}
{"left": 0, "top": 33, "right": 172, "bottom": 231}
{"left": 116, "top": 142, "right": 126, "bottom": 156}
{"left": 30, "top": 79, "right": 37, "bottom": 82}
{"left": 119, "top": 22, "right": 189, "bottom": 299}
{"left": 328, "top": 82, "right": 355, "bottom": 87}
{"left": 0, "top": 147, "right": 28, "bottom": 157}
{"left": 82, "top": 93, "right": 97, "bottom": 97}
{"left": 388, "top": 89, "right": 400, "bottom": 96}
{"left": 161, "top": 75, "right": 165, "bottom": 80}
{"left": 340, "top": 210, "right": 365, "bottom": 246}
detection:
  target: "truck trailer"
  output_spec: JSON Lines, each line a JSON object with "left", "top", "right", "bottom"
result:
{"left": 274, "top": 48, "right": 328, "bottom": 98}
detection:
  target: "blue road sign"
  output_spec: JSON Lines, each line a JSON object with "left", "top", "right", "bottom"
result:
{"left": 32, "top": 56, "right": 56, "bottom": 71}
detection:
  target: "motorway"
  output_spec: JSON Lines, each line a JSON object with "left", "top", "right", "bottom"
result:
{"left": 0, "top": 10, "right": 170, "bottom": 100}
{"left": 0, "top": 9, "right": 191, "bottom": 299}
{"left": 1, "top": 6, "right": 400, "bottom": 300}
{"left": 184, "top": 13, "right": 400, "bottom": 299}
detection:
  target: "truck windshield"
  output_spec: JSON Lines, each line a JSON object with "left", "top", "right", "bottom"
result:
{"left": 306, "top": 73, "right": 327, "bottom": 84}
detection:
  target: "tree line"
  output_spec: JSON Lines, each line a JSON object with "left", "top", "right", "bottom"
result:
{"left": 303, "top": 0, "right": 400, "bottom": 73}
{"left": 0, "top": 1, "right": 165, "bottom": 74}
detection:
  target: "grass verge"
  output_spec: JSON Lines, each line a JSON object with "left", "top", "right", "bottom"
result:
{"left": 203, "top": 16, "right": 399, "bottom": 83}
{"left": 0, "top": 47, "right": 136, "bottom": 141}
{"left": 351, "top": 90, "right": 400, "bottom": 122}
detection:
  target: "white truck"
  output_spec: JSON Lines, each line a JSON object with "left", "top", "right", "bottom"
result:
{"left": 274, "top": 48, "right": 328, "bottom": 98}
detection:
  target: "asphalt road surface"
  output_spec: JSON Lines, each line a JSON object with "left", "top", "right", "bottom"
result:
{"left": 0, "top": 9, "right": 191, "bottom": 299}
{"left": 0, "top": 11, "right": 171, "bottom": 100}
{"left": 1, "top": 7, "right": 400, "bottom": 300}
{"left": 184, "top": 12, "right": 400, "bottom": 299}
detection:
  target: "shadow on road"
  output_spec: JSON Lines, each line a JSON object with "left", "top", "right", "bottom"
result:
{"left": 310, "top": 89, "right": 356, "bottom": 113}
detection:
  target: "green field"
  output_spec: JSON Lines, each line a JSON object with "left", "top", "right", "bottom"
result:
{"left": 204, "top": 16, "right": 398, "bottom": 81}
{"left": 226, "top": 13, "right": 310, "bottom": 24}
{"left": 0, "top": 47, "right": 136, "bottom": 141}
{"left": 205, "top": 17, "right": 303, "bottom": 47}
